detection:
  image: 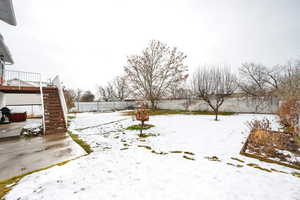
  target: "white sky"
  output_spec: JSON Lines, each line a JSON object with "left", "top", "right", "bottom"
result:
{"left": 0, "top": 0, "right": 300, "bottom": 92}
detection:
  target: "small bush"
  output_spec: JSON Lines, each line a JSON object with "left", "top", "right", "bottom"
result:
{"left": 277, "top": 99, "right": 300, "bottom": 136}
{"left": 246, "top": 118, "right": 272, "bottom": 131}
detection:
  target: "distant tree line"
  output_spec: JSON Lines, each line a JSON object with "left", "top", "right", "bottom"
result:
{"left": 64, "top": 39, "right": 300, "bottom": 120}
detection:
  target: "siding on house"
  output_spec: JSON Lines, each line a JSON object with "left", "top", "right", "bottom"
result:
{"left": 5, "top": 93, "right": 41, "bottom": 105}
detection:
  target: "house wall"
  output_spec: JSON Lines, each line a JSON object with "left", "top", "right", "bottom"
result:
{"left": 0, "top": 92, "right": 6, "bottom": 107}
{"left": 7, "top": 105, "right": 42, "bottom": 116}
{"left": 5, "top": 93, "right": 41, "bottom": 105}
{"left": 4, "top": 93, "right": 42, "bottom": 116}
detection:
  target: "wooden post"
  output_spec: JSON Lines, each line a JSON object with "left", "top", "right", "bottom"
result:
{"left": 140, "top": 120, "right": 144, "bottom": 135}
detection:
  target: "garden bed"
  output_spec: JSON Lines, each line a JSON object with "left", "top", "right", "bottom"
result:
{"left": 241, "top": 129, "right": 300, "bottom": 170}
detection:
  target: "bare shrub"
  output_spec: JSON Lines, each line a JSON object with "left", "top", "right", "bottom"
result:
{"left": 246, "top": 118, "right": 272, "bottom": 131}
{"left": 80, "top": 90, "right": 95, "bottom": 102}
{"left": 63, "top": 89, "right": 76, "bottom": 110}
{"left": 277, "top": 99, "right": 300, "bottom": 135}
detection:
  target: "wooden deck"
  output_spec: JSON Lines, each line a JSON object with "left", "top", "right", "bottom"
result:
{"left": 0, "top": 86, "right": 57, "bottom": 94}
{"left": 0, "top": 85, "right": 41, "bottom": 93}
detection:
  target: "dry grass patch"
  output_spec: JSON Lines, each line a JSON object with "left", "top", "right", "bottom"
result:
{"left": 205, "top": 156, "right": 221, "bottom": 162}
{"left": 151, "top": 150, "right": 168, "bottom": 155}
{"left": 246, "top": 163, "right": 272, "bottom": 172}
{"left": 231, "top": 157, "right": 245, "bottom": 163}
{"left": 169, "top": 151, "right": 183, "bottom": 154}
{"left": 227, "top": 163, "right": 244, "bottom": 168}
{"left": 68, "top": 131, "right": 93, "bottom": 154}
{"left": 139, "top": 133, "right": 159, "bottom": 138}
{"left": 291, "top": 172, "right": 300, "bottom": 178}
{"left": 126, "top": 124, "right": 155, "bottom": 130}
{"left": 184, "top": 151, "right": 195, "bottom": 156}
{"left": 183, "top": 155, "right": 195, "bottom": 160}
{"left": 138, "top": 145, "right": 152, "bottom": 150}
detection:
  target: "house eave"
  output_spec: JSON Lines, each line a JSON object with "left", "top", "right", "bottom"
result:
{"left": 0, "top": 0, "right": 17, "bottom": 26}
{"left": 0, "top": 33, "right": 14, "bottom": 64}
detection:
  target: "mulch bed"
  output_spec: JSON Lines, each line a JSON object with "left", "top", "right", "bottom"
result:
{"left": 240, "top": 129, "right": 300, "bottom": 170}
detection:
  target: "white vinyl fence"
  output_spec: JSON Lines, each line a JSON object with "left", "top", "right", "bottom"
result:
{"left": 155, "top": 97, "right": 279, "bottom": 114}
{"left": 72, "top": 101, "right": 137, "bottom": 112}
{"left": 72, "top": 97, "right": 280, "bottom": 114}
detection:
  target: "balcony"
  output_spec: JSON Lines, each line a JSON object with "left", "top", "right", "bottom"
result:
{"left": 0, "top": 70, "right": 43, "bottom": 93}
{"left": 1, "top": 69, "right": 41, "bottom": 86}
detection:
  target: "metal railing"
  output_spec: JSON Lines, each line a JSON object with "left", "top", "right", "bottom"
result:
{"left": 1, "top": 69, "right": 41, "bottom": 87}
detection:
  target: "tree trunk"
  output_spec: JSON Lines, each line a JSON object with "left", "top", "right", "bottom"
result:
{"left": 150, "top": 100, "right": 155, "bottom": 110}
{"left": 214, "top": 110, "right": 218, "bottom": 121}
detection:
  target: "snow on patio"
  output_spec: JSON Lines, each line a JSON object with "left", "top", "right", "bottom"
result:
{"left": 4, "top": 112, "right": 300, "bottom": 200}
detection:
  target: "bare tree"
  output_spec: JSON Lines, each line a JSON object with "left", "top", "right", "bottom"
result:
{"left": 238, "top": 63, "right": 282, "bottom": 113}
{"left": 192, "top": 66, "right": 237, "bottom": 120}
{"left": 180, "top": 88, "right": 195, "bottom": 111}
{"left": 63, "top": 89, "right": 76, "bottom": 111}
{"left": 277, "top": 60, "right": 300, "bottom": 99}
{"left": 97, "top": 86, "right": 108, "bottom": 102}
{"left": 97, "top": 83, "right": 115, "bottom": 102}
{"left": 74, "top": 88, "right": 82, "bottom": 111}
{"left": 75, "top": 88, "right": 82, "bottom": 102}
{"left": 238, "top": 63, "right": 271, "bottom": 97}
{"left": 239, "top": 60, "right": 300, "bottom": 100}
{"left": 124, "top": 40, "right": 188, "bottom": 109}
{"left": 112, "top": 75, "right": 130, "bottom": 101}
{"left": 169, "top": 84, "right": 189, "bottom": 99}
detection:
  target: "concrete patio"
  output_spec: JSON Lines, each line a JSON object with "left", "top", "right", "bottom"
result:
{"left": 0, "top": 118, "right": 42, "bottom": 139}
{"left": 0, "top": 133, "right": 86, "bottom": 181}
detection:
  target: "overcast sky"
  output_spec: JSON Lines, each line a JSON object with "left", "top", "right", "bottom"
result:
{"left": 0, "top": 0, "right": 300, "bottom": 92}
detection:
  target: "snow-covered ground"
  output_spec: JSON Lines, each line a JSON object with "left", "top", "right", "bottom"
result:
{"left": 5, "top": 112, "right": 300, "bottom": 200}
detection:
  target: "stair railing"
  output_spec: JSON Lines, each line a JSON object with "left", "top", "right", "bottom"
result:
{"left": 39, "top": 76, "right": 46, "bottom": 134}
{"left": 51, "top": 75, "right": 68, "bottom": 128}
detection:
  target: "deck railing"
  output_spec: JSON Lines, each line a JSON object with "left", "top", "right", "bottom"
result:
{"left": 1, "top": 69, "right": 42, "bottom": 87}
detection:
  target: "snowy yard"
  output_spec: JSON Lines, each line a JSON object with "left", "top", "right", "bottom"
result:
{"left": 4, "top": 112, "right": 300, "bottom": 200}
